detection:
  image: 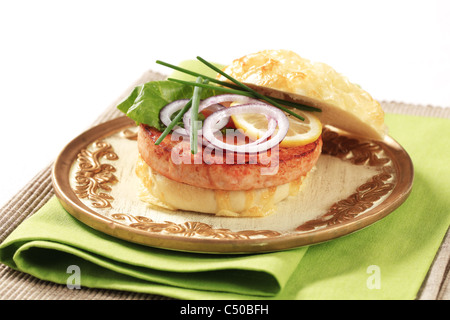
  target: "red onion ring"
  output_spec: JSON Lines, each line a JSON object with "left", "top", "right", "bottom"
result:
{"left": 160, "top": 99, "right": 226, "bottom": 137}
{"left": 159, "top": 99, "right": 190, "bottom": 135}
{"left": 203, "top": 104, "right": 289, "bottom": 154}
{"left": 200, "top": 94, "right": 266, "bottom": 108}
{"left": 183, "top": 94, "right": 267, "bottom": 134}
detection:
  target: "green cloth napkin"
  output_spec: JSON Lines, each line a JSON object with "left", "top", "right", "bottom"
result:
{"left": 1, "top": 113, "right": 449, "bottom": 300}
{"left": 0, "top": 196, "right": 305, "bottom": 298}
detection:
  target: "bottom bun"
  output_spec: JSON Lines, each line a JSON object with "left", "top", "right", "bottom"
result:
{"left": 135, "top": 156, "right": 311, "bottom": 217}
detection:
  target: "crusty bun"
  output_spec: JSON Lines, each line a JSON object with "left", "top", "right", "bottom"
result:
{"left": 135, "top": 155, "right": 309, "bottom": 217}
{"left": 221, "top": 49, "right": 386, "bottom": 140}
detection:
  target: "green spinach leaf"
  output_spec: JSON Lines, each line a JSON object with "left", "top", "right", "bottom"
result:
{"left": 117, "top": 80, "right": 220, "bottom": 131}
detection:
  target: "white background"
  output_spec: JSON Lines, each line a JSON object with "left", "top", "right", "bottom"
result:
{"left": 0, "top": 0, "right": 449, "bottom": 208}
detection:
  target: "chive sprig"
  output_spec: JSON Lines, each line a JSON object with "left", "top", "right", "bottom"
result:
{"left": 156, "top": 59, "right": 321, "bottom": 113}
{"left": 190, "top": 76, "right": 203, "bottom": 154}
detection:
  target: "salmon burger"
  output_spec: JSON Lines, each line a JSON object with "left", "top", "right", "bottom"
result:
{"left": 117, "top": 50, "right": 385, "bottom": 217}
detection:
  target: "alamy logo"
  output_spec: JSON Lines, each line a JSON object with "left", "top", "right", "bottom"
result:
{"left": 66, "top": 265, "right": 81, "bottom": 289}
{"left": 366, "top": 265, "right": 381, "bottom": 290}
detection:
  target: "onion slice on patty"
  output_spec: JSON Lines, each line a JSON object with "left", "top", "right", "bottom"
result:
{"left": 160, "top": 94, "right": 289, "bottom": 154}
{"left": 182, "top": 94, "right": 266, "bottom": 134}
{"left": 202, "top": 103, "right": 289, "bottom": 154}
{"left": 159, "top": 99, "right": 191, "bottom": 136}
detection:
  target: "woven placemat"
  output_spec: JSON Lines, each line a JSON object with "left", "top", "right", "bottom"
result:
{"left": 0, "top": 70, "right": 448, "bottom": 300}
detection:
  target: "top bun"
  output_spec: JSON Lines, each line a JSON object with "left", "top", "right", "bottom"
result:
{"left": 221, "top": 49, "right": 386, "bottom": 140}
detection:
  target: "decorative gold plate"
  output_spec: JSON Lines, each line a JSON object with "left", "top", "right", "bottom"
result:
{"left": 52, "top": 117, "right": 414, "bottom": 254}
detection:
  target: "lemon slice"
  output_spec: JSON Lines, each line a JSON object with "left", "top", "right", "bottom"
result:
{"left": 231, "top": 110, "right": 322, "bottom": 147}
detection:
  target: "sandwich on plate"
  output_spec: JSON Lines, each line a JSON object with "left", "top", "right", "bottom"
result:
{"left": 117, "top": 49, "right": 386, "bottom": 217}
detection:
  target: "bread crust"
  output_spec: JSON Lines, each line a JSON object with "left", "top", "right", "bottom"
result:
{"left": 221, "top": 49, "right": 386, "bottom": 140}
